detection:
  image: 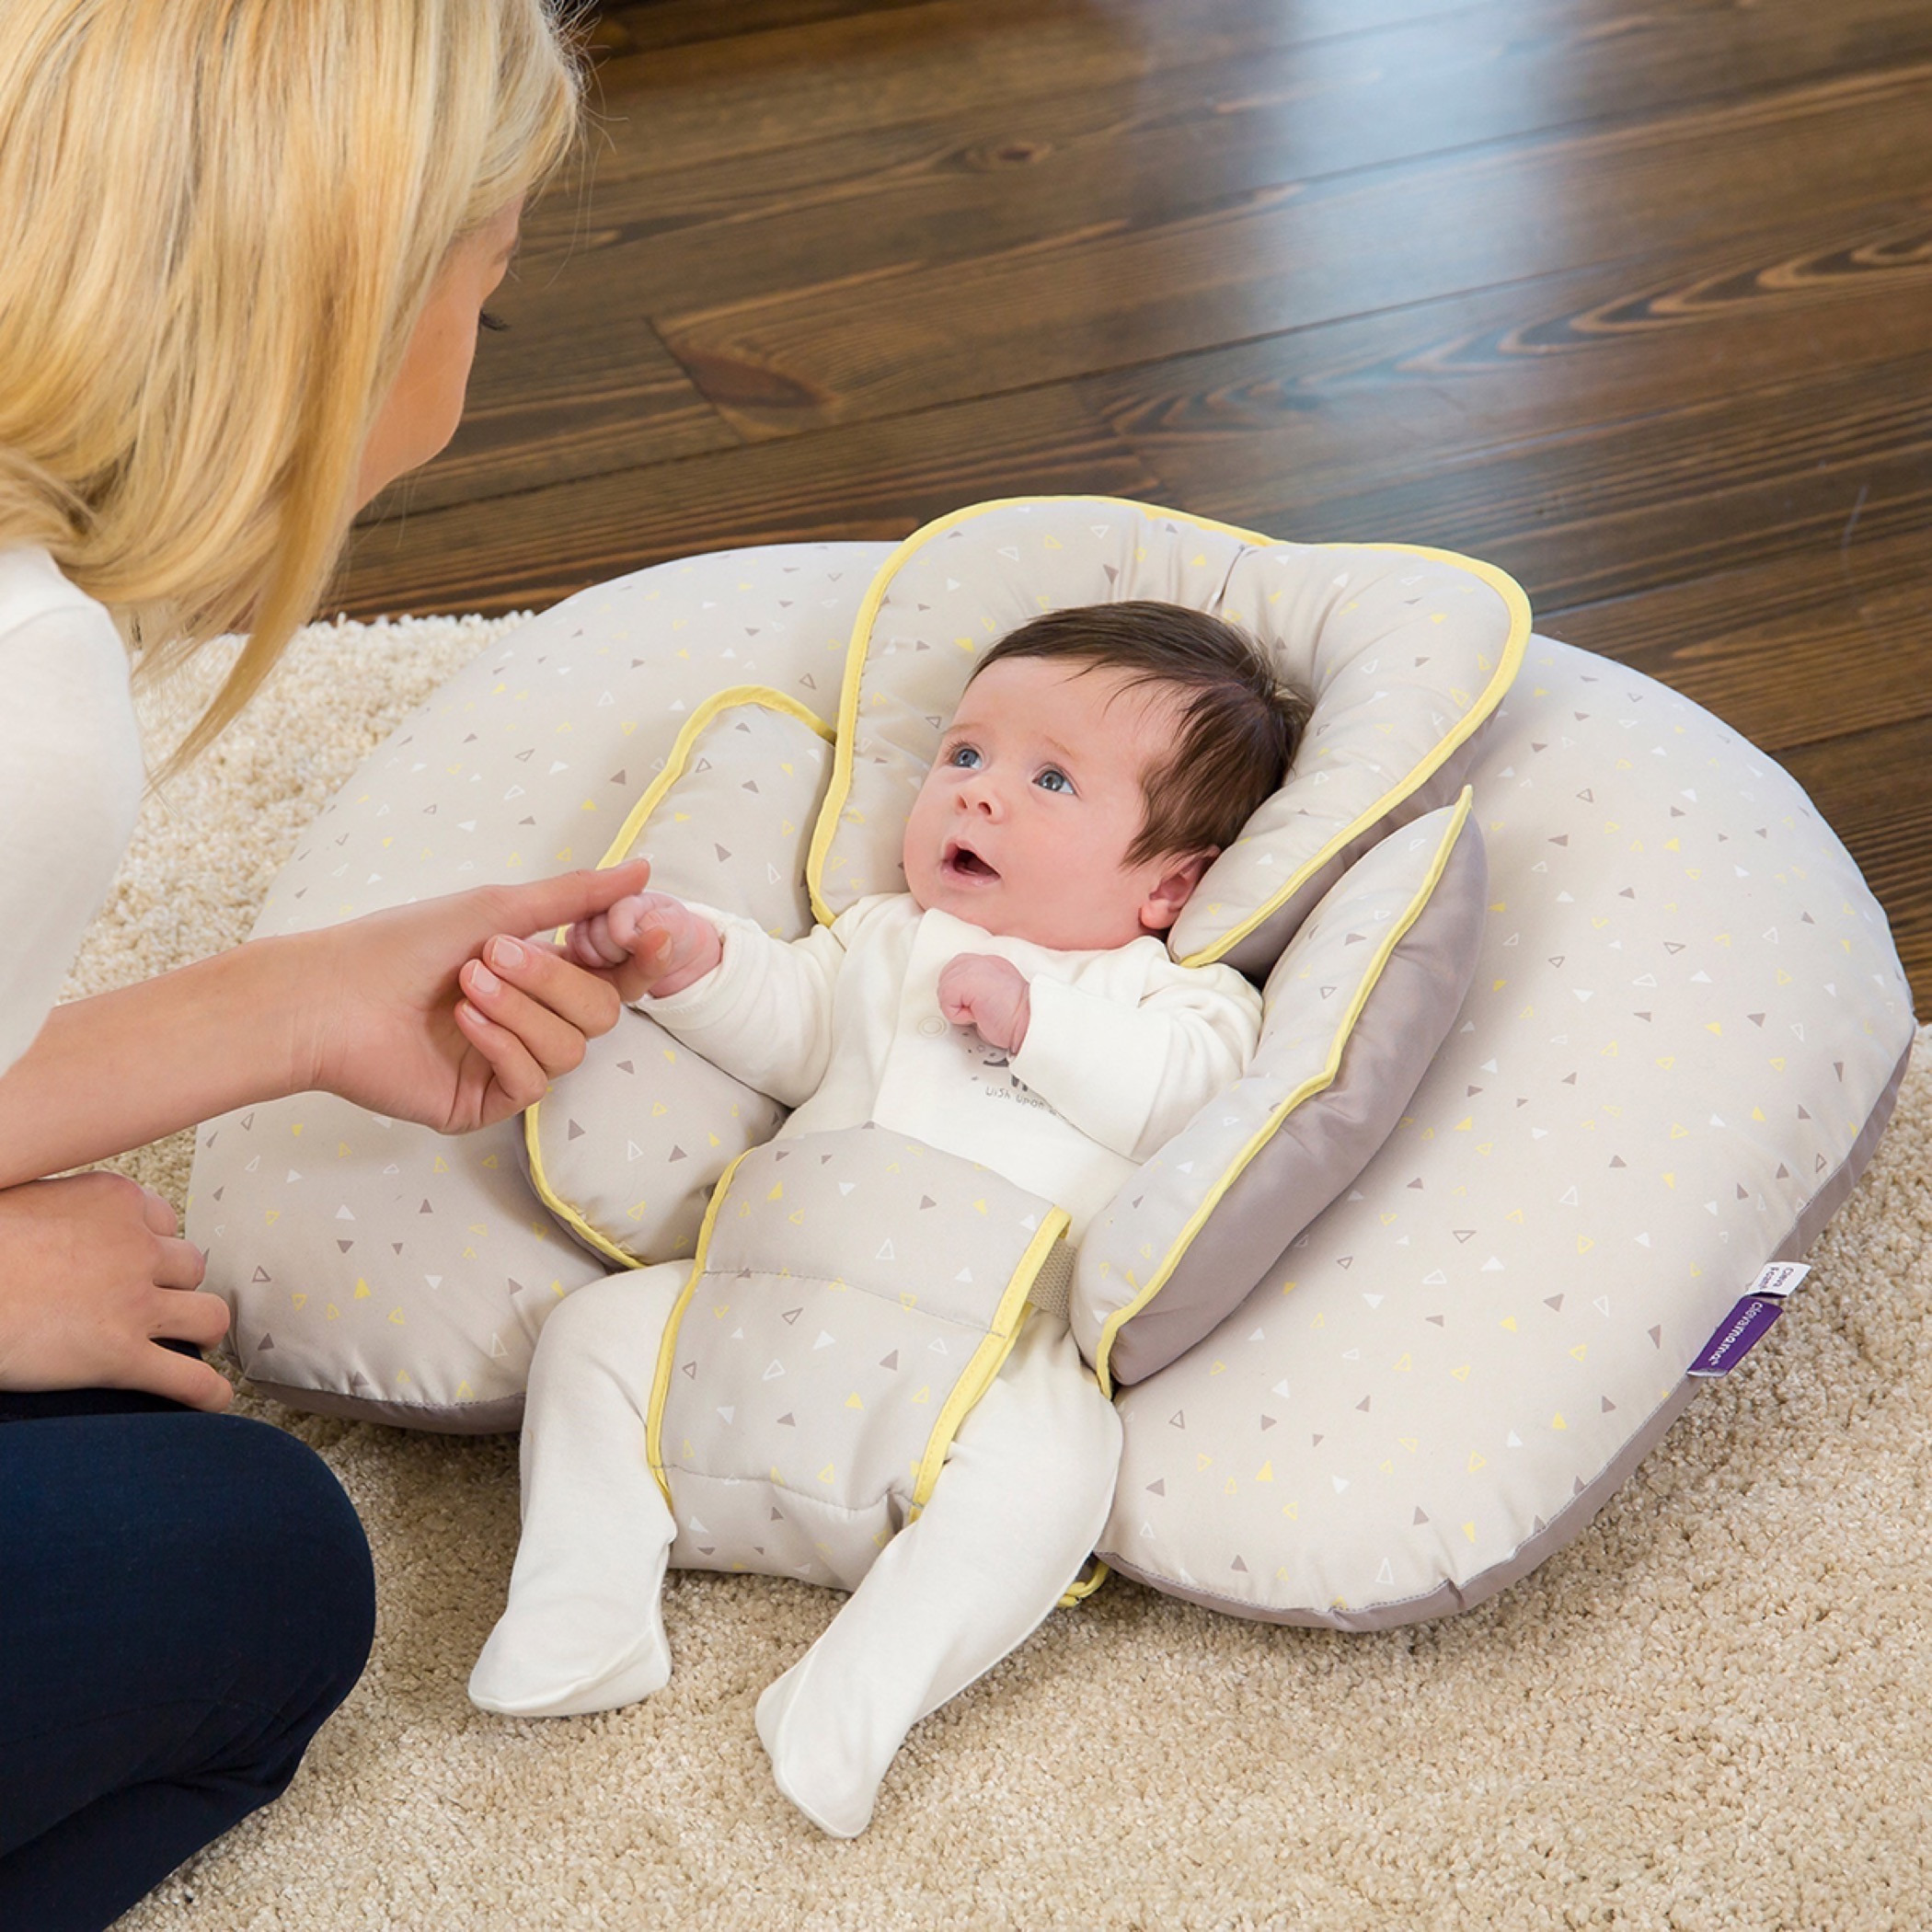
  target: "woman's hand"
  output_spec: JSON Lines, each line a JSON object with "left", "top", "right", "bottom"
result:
{"left": 0, "top": 1173, "right": 233, "bottom": 1410}
{"left": 0, "top": 860, "right": 665, "bottom": 1190}
{"left": 296, "top": 861, "right": 653, "bottom": 1134}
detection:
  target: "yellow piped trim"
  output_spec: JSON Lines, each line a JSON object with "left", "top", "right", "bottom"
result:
{"left": 1180, "top": 544, "right": 1528, "bottom": 968}
{"left": 601, "top": 684, "right": 832, "bottom": 877}
{"left": 800, "top": 496, "right": 1528, "bottom": 952}
{"left": 1057, "top": 1559, "right": 1111, "bottom": 1610}
{"left": 1092, "top": 788, "right": 1477, "bottom": 1396}
{"left": 523, "top": 1109, "right": 641, "bottom": 1268}
{"left": 906, "top": 1210, "right": 1074, "bottom": 1514}
{"left": 523, "top": 686, "right": 831, "bottom": 1260}
{"left": 644, "top": 1150, "right": 750, "bottom": 1512}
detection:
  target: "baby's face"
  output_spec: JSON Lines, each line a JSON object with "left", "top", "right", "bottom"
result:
{"left": 902, "top": 656, "right": 1202, "bottom": 950}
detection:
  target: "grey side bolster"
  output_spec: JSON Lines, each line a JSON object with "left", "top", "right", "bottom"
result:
{"left": 1099, "top": 1027, "right": 1918, "bottom": 1631}
{"left": 1074, "top": 799, "right": 1487, "bottom": 1388}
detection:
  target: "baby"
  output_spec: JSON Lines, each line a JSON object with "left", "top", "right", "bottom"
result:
{"left": 470, "top": 600, "right": 1308, "bottom": 1835}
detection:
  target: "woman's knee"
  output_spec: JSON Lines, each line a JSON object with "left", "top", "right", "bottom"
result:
{"left": 171, "top": 1417, "right": 376, "bottom": 1704}
{"left": 0, "top": 1412, "right": 373, "bottom": 1845}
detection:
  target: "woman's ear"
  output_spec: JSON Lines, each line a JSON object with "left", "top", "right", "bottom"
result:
{"left": 1137, "top": 849, "right": 1217, "bottom": 935}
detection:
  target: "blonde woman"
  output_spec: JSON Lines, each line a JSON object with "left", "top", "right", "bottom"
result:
{"left": 0, "top": 6, "right": 642, "bottom": 1924}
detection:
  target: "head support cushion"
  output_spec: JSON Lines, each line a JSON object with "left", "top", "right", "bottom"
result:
{"left": 807, "top": 496, "right": 1530, "bottom": 976}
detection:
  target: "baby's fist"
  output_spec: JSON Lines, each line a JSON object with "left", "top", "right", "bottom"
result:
{"left": 937, "top": 954, "right": 1031, "bottom": 1054}
{"left": 566, "top": 891, "right": 721, "bottom": 1002}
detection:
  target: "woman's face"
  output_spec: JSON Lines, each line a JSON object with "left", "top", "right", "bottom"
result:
{"left": 353, "top": 200, "right": 522, "bottom": 509}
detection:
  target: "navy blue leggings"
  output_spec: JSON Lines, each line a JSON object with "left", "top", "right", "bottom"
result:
{"left": 0, "top": 1379, "right": 374, "bottom": 1932}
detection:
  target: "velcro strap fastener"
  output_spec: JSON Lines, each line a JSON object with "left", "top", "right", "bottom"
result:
{"left": 1026, "top": 1238, "right": 1075, "bottom": 1320}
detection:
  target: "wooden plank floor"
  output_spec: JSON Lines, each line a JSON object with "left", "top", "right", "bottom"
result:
{"left": 343, "top": 0, "right": 1932, "bottom": 1012}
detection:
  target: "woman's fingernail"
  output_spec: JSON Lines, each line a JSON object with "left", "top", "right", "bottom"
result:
{"left": 469, "top": 962, "right": 501, "bottom": 996}
{"left": 489, "top": 937, "right": 525, "bottom": 971}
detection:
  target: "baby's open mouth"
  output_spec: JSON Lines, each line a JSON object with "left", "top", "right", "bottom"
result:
{"left": 943, "top": 841, "right": 999, "bottom": 881}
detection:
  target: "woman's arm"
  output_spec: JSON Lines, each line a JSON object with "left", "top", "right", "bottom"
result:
{"left": 0, "top": 861, "right": 652, "bottom": 1188}
{"left": 0, "top": 934, "right": 311, "bottom": 1189}
{"left": 0, "top": 863, "right": 654, "bottom": 1407}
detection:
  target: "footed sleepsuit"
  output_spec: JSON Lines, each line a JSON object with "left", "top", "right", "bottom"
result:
{"left": 470, "top": 892, "right": 1259, "bottom": 1834}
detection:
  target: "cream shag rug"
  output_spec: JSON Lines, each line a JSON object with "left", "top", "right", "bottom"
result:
{"left": 71, "top": 615, "right": 1930, "bottom": 1932}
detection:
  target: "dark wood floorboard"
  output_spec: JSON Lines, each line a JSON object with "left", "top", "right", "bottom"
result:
{"left": 1547, "top": 527, "right": 1932, "bottom": 754}
{"left": 653, "top": 68, "right": 1932, "bottom": 439}
{"left": 343, "top": 385, "right": 1156, "bottom": 615}
{"left": 1242, "top": 351, "right": 1932, "bottom": 606}
{"left": 341, "top": 0, "right": 1932, "bottom": 1010}
{"left": 1082, "top": 207, "right": 1932, "bottom": 527}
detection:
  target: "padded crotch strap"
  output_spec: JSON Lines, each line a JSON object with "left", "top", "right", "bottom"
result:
{"left": 646, "top": 1127, "right": 1074, "bottom": 1592}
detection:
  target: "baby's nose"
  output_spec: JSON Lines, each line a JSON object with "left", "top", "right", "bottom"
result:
{"left": 960, "top": 774, "right": 1004, "bottom": 815}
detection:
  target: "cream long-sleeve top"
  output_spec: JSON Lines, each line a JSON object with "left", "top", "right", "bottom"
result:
{"left": 0, "top": 547, "right": 144, "bottom": 1081}
{"left": 641, "top": 893, "right": 1262, "bottom": 1236}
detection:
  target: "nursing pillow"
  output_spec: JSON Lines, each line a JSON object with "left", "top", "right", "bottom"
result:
{"left": 188, "top": 499, "right": 1915, "bottom": 1630}
{"left": 530, "top": 501, "right": 1518, "bottom": 1398}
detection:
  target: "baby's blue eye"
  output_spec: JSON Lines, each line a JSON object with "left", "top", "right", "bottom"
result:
{"left": 947, "top": 744, "right": 982, "bottom": 769}
{"left": 1036, "top": 767, "right": 1073, "bottom": 794}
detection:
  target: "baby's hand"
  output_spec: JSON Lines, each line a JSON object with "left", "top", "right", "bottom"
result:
{"left": 566, "top": 891, "right": 722, "bottom": 1002}
{"left": 937, "top": 954, "right": 1031, "bottom": 1054}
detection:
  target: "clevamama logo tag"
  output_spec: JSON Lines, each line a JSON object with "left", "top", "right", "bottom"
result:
{"left": 1685, "top": 1263, "right": 1811, "bottom": 1378}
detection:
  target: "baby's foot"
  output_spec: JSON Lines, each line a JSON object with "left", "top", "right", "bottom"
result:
{"left": 469, "top": 1587, "right": 671, "bottom": 1718}
{"left": 754, "top": 1662, "right": 881, "bottom": 1838}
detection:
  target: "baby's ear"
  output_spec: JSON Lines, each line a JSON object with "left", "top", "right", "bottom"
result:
{"left": 1139, "top": 849, "right": 1217, "bottom": 934}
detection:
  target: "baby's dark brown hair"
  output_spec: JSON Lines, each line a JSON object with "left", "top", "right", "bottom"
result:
{"left": 972, "top": 601, "right": 1310, "bottom": 866}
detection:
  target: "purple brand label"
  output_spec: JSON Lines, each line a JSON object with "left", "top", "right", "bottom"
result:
{"left": 1687, "top": 1295, "right": 1785, "bottom": 1378}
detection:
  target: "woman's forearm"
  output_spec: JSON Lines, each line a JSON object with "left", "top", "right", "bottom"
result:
{"left": 0, "top": 864, "right": 653, "bottom": 1190}
{"left": 0, "top": 935, "right": 314, "bottom": 1187}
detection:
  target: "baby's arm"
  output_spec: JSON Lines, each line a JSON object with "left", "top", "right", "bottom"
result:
{"left": 566, "top": 891, "right": 721, "bottom": 1003}
{"left": 1007, "top": 961, "right": 1262, "bottom": 1162}
{"left": 573, "top": 892, "right": 858, "bottom": 1110}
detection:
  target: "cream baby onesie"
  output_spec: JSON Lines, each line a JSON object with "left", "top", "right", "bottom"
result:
{"left": 472, "top": 893, "right": 1261, "bottom": 1835}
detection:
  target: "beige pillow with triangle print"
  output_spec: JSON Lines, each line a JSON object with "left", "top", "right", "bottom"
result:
{"left": 523, "top": 687, "right": 834, "bottom": 1272}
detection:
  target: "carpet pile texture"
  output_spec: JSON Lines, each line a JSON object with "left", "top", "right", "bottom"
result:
{"left": 73, "top": 615, "right": 1930, "bottom": 1931}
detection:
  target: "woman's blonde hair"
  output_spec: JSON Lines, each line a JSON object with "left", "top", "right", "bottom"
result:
{"left": 0, "top": 0, "right": 584, "bottom": 770}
